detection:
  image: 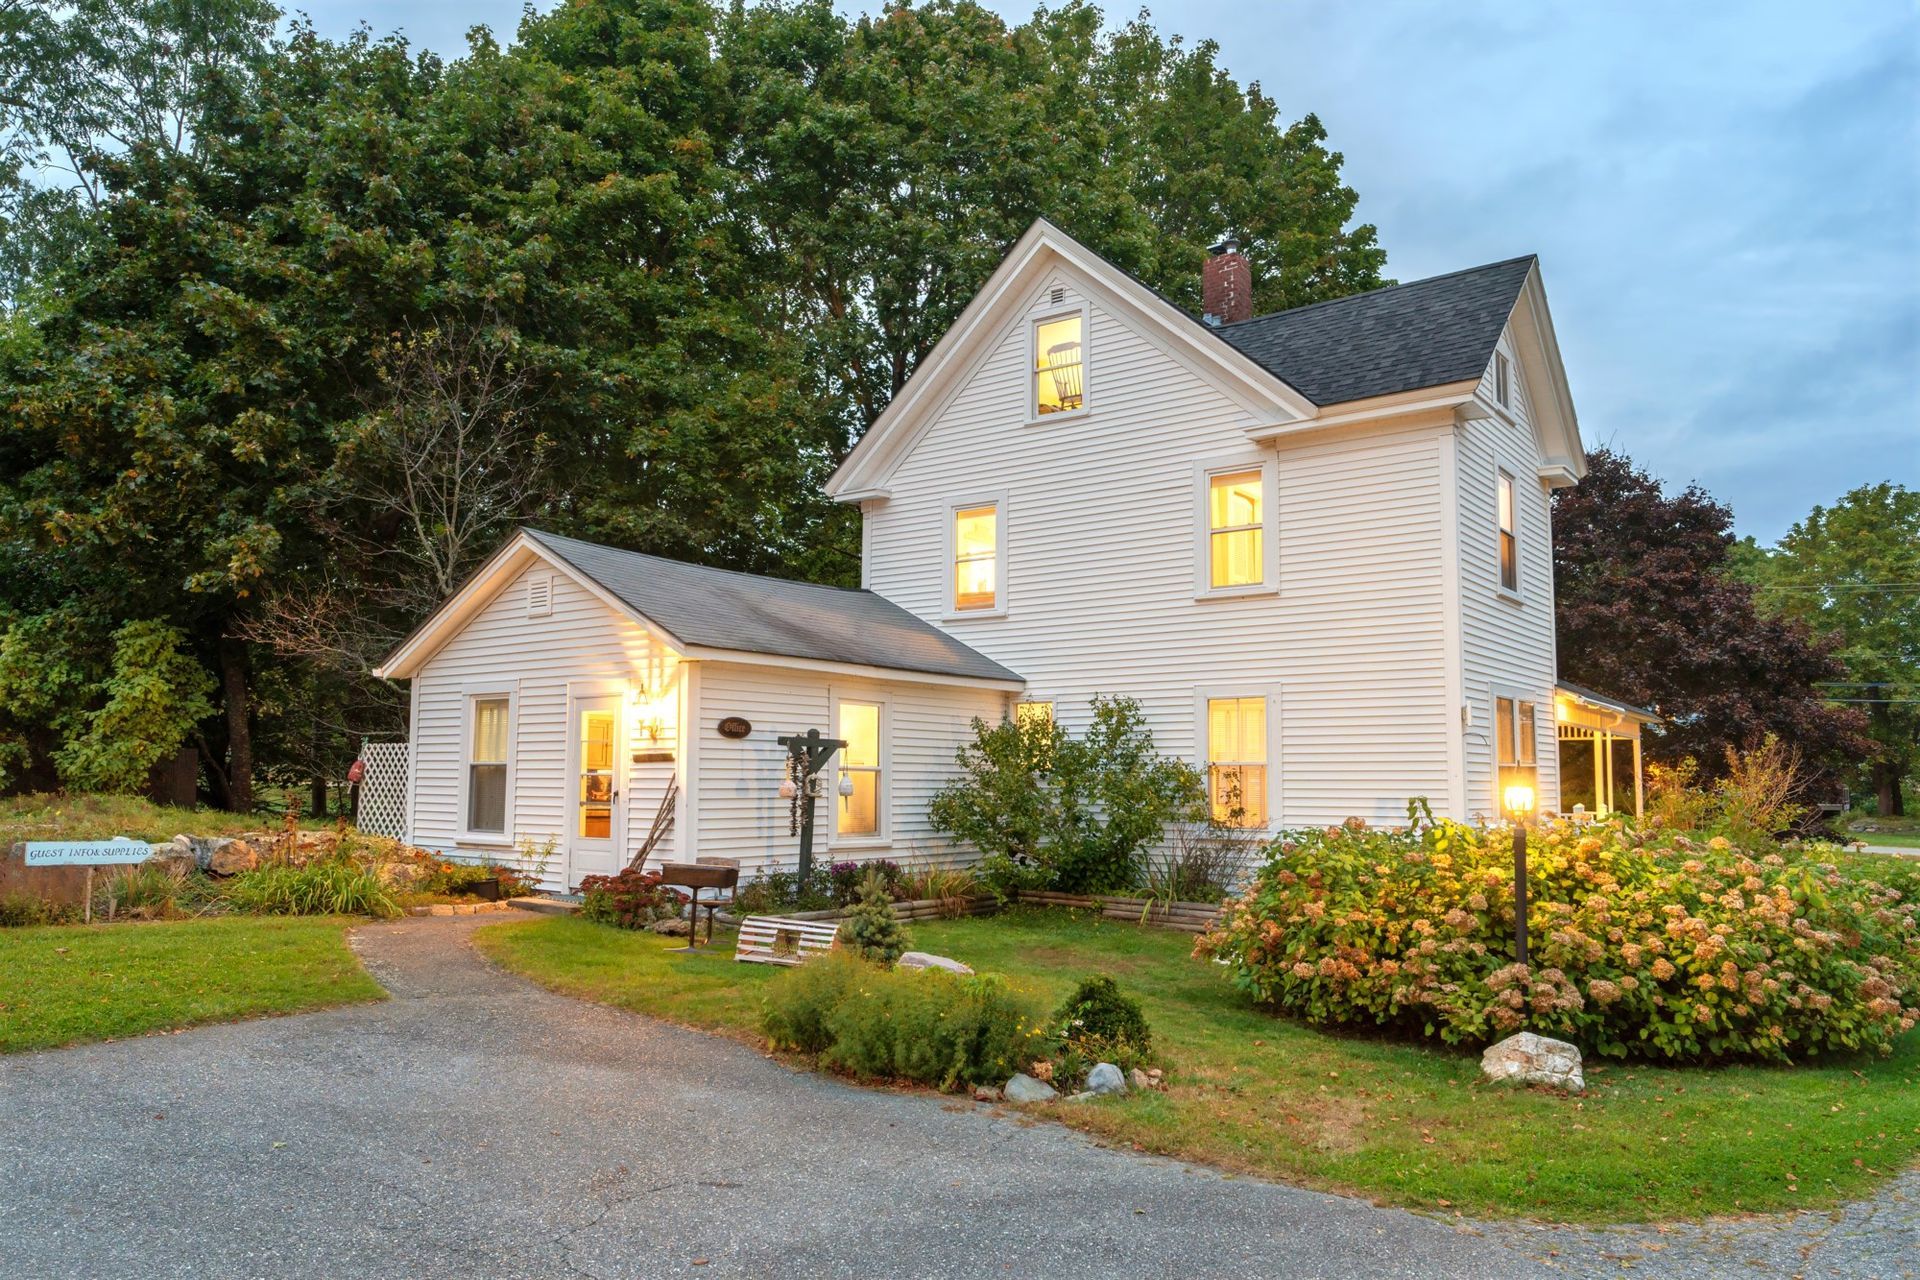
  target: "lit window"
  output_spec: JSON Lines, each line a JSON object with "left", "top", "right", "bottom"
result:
{"left": 837, "top": 700, "right": 882, "bottom": 837}
{"left": 1206, "top": 696, "right": 1268, "bottom": 828}
{"left": 1495, "top": 352, "right": 1511, "bottom": 408}
{"left": 468, "top": 697, "right": 509, "bottom": 832}
{"left": 1208, "top": 470, "right": 1264, "bottom": 588}
{"left": 1496, "top": 695, "right": 1538, "bottom": 801}
{"left": 953, "top": 505, "right": 998, "bottom": 611}
{"left": 1034, "top": 314, "right": 1084, "bottom": 415}
{"left": 1497, "top": 470, "right": 1519, "bottom": 593}
{"left": 1015, "top": 700, "right": 1054, "bottom": 729}
{"left": 577, "top": 706, "right": 615, "bottom": 839}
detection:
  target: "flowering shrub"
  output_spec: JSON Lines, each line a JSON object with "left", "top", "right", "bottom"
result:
{"left": 1195, "top": 812, "right": 1920, "bottom": 1062}
{"left": 577, "top": 867, "right": 683, "bottom": 929}
{"left": 761, "top": 951, "right": 1049, "bottom": 1089}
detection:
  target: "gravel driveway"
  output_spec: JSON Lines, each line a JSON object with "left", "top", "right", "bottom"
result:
{"left": 0, "top": 915, "right": 1911, "bottom": 1279}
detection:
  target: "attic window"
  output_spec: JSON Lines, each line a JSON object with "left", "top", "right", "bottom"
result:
{"left": 526, "top": 575, "right": 552, "bottom": 618}
{"left": 1033, "top": 313, "right": 1084, "bottom": 416}
{"left": 1495, "top": 352, "right": 1511, "bottom": 408}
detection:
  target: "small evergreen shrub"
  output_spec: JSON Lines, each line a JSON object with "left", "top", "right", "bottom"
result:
{"left": 576, "top": 867, "right": 681, "bottom": 929}
{"left": 1054, "top": 975, "right": 1152, "bottom": 1068}
{"left": 841, "top": 873, "right": 911, "bottom": 964}
{"left": 761, "top": 951, "right": 1049, "bottom": 1089}
{"left": 224, "top": 859, "right": 398, "bottom": 919}
{"left": 1197, "top": 810, "right": 1920, "bottom": 1062}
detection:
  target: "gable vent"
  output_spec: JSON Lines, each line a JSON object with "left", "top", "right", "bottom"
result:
{"left": 526, "top": 575, "right": 552, "bottom": 618}
{"left": 1049, "top": 285, "right": 1065, "bottom": 305}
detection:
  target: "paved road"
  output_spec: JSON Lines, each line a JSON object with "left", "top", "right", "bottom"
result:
{"left": 0, "top": 917, "right": 1911, "bottom": 1279}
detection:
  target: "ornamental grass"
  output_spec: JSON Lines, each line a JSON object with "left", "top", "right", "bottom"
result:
{"left": 1196, "top": 813, "right": 1920, "bottom": 1063}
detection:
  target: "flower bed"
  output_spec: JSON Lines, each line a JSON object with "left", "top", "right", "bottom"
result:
{"left": 1197, "top": 815, "right": 1920, "bottom": 1063}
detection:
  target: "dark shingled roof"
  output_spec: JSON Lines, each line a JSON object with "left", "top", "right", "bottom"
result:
{"left": 524, "top": 529, "right": 1022, "bottom": 684}
{"left": 1213, "top": 256, "right": 1536, "bottom": 406}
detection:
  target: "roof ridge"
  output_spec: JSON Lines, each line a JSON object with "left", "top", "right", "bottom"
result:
{"left": 1220, "top": 254, "right": 1538, "bottom": 330}
{"left": 522, "top": 528, "right": 878, "bottom": 599}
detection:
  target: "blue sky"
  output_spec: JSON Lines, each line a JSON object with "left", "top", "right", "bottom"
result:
{"left": 295, "top": 0, "right": 1919, "bottom": 542}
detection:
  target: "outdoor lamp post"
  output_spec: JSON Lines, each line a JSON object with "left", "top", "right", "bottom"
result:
{"left": 1502, "top": 782, "right": 1536, "bottom": 968}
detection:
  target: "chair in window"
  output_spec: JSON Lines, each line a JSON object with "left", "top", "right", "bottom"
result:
{"left": 1045, "top": 340, "right": 1083, "bottom": 410}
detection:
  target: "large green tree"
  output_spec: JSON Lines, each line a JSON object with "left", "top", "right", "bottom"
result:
{"left": 1738, "top": 484, "right": 1920, "bottom": 815}
{"left": 2, "top": 0, "right": 1391, "bottom": 808}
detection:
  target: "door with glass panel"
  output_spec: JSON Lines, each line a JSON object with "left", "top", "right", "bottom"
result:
{"left": 567, "top": 695, "right": 623, "bottom": 887}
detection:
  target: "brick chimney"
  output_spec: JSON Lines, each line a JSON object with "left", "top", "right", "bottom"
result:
{"left": 1202, "top": 236, "right": 1252, "bottom": 326}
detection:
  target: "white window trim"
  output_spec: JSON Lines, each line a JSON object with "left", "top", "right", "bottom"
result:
{"left": 830, "top": 691, "right": 890, "bottom": 848}
{"left": 1491, "top": 686, "right": 1542, "bottom": 814}
{"left": 1194, "top": 685, "right": 1280, "bottom": 832}
{"left": 941, "top": 489, "right": 1009, "bottom": 620}
{"left": 457, "top": 681, "right": 519, "bottom": 846}
{"left": 1494, "top": 463, "right": 1523, "bottom": 604}
{"left": 1014, "top": 698, "right": 1055, "bottom": 727}
{"left": 1193, "top": 454, "right": 1280, "bottom": 600}
{"left": 1025, "top": 299, "right": 1092, "bottom": 425}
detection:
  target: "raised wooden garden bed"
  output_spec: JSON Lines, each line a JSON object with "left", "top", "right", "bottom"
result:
{"left": 1015, "top": 889, "right": 1224, "bottom": 934}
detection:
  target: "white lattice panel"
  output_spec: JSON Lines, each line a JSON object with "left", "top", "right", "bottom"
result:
{"left": 357, "top": 741, "right": 410, "bottom": 839}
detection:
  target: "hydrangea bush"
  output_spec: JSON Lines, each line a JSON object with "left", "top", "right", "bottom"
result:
{"left": 1195, "top": 812, "right": 1920, "bottom": 1062}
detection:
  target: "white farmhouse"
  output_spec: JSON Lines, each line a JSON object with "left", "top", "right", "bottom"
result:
{"left": 374, "top": 219, "right": 1596, "bottom": 891}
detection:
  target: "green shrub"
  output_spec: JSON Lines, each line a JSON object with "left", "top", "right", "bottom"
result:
{"left": 224, "top": 859, "right": 398, "bottom": 919}
{"left": 842, "top": 874, "right": 910, "bottom": 964}
{"left": 930, "top": 695, "right": 1206, "bottom": 895}
{"left": 1198, "top": 810, "right": 1920, "bottom": 1063}
{"left": 733, "top": 864, "right": 836, "bottom": 914}
{"left": 761, "top": 951, "right": 1049, "bottom": 1089}
{"left": 0, "top": 891, "right": 73, "bottom": 928}
{"left": 93, "top": 862, "right": 195, "bottom": 921}
{"left": 1054, "top": 975, "right": 1152, "bottom": 1068}
{"left": 576, "top": 867, "right": 681, "bottom": 929}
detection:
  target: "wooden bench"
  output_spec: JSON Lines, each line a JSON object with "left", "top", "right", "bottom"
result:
{"left": 735, "top": 915, "right": 840, "bottom": 966}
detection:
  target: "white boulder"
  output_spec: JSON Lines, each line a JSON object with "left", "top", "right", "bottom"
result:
{"left": 1481, "top": 1031, "right": 1584, "bottom": 1093}
{"left": 896, "top": 951, "right": 974, "bottom": 975}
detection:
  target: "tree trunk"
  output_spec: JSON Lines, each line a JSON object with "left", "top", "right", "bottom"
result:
{"left": 1875, "top": 762, "right": 1898, "bottom": 818}
{"left": 220, "top": 639, "right": 253, "bottom": 813}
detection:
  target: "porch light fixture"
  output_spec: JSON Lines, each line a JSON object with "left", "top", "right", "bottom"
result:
{"left": 1501, "top": 782, "right": 1536, "bottom": 968}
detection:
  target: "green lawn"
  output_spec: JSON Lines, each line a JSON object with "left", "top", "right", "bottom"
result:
{"left": 1853, "top": 830, "right": 1920, "bottom": 850}
{"left": 0, "top": 916, "right": 384, "bottom": 1053}
{"left": 476, "top": 908, "right": 1920, "bottom": 1224}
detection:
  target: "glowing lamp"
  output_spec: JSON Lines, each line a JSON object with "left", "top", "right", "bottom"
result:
{"left": 1502, "top": 783, "right": 1536, "bottom": 821}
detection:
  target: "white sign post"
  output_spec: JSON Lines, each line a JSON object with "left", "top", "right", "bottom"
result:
{"left": 20, "top": 839, "right": 158, "bottom": 924}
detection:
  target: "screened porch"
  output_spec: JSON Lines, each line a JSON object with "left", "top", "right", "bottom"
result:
{"left": 1555, "top": 683, "right": 1657, "bottom": 820}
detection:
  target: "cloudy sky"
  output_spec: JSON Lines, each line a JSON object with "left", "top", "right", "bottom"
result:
{"left": 298, "top": 0, "right": 1918, "bottom": 542}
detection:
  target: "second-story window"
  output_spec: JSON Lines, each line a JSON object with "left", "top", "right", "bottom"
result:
{"left": 1495, "top": 351, "right": 1511, "bottom": 408}
{"left": 1033, "top": 313, "right": 1084, "bottom": 415}
{"left": 1208, "top": 470, "right": 1264, "bottom": 589}
{"left": 1497, "top": 469, "right": 1519, "bottom": 594}
{"left": 953, "top": 504, "right": 998, "bottom": 611}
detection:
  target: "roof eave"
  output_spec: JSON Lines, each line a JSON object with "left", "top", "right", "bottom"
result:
{"left": 681, "top": 644, "right": 1025, "bottom": 692}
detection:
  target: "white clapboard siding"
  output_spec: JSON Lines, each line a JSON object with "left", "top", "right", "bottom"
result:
{"left": 862, "top": 268, "right": 1455, "bottom": 827}
{"left": 692, "top": 661, "right": 1003, "bottom": 880}
{"left": 1455, "top": 327, "right": 1562, "bottom": 819}
{"left": 408, "top": 560, "right": 675, "bottom": 890}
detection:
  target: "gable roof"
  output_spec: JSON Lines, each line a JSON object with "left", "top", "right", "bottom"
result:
{"left": 827, "top": 220, "right": 1584, "bottom": 500}
{"left": 1213, "top": 257, "right": 1537, "bottom": 406}
{"left": 523, "top": 531, "right": 1021, "bottom": 683}
{"left": 374, "top": 529, "right": 1023, "bottom": 687}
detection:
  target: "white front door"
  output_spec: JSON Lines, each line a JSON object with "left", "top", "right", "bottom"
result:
{"left": 567, "top": 694, "right": 623, "bottom": 888}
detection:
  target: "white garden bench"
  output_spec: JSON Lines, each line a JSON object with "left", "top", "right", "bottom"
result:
{"left": 734, "top": 915, "right": 840, "bottom": 966}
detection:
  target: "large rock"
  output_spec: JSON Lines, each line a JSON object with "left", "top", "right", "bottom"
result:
{"left": 1481, "top": 1031, "right": 1584, "bottom": 1093}
{"left": 1084, "top": 1062, "right": 1128, "bottom": 1097}
{"left": 144, "top": 836, "right": 197, "bottom": 877}
{"left": 896, "top": 951, "right": 974, "bottom": 975}
{"left": 206, "top": 838, "right": 259, "bottom": 877}
{"left": 1003, "top": 1073, "right": 1058, "bottom": 1104}
{"left": 647, "top": 916, "right": 692, "bottom": 937}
